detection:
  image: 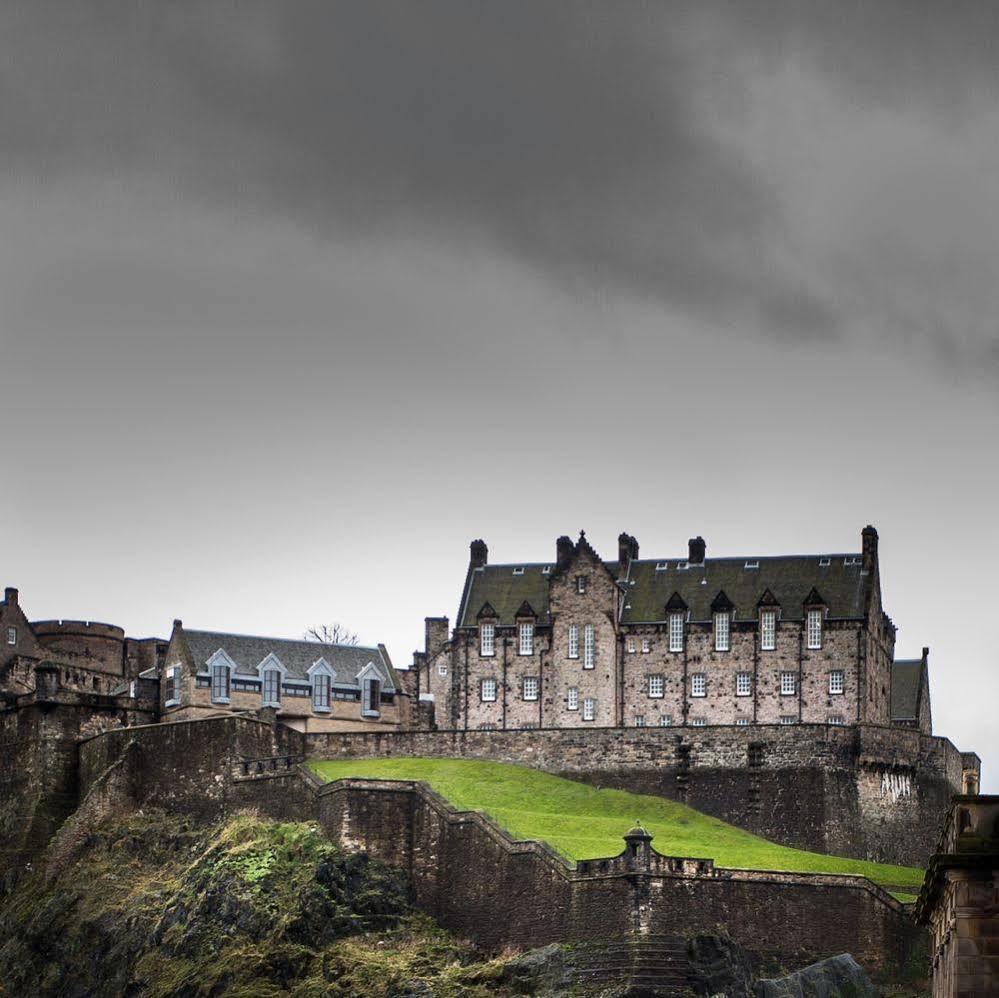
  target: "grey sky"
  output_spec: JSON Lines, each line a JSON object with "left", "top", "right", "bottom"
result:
{"left": 1, "top": 2, "right": 996, "bottom": 787}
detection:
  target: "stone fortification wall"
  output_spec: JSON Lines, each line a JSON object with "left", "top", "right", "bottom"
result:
{"left": 303, "top": 722, "right": 964, "bottom": 867}
{"left": 74, "top": 718, "right": 923, "bottom": 973}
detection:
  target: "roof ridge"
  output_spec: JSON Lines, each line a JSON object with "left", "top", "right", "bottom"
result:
{"left": 184, "top": 628, "right": 381, "bottom": 653}
{"left": 633, "top": 552, "right": 861, "bottom": 564}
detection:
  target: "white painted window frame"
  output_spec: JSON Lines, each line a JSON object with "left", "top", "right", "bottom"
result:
{"left": 780, "top": 671, "right": 796, "bottom": 696}
{"left": 829, "top": 670, "right": 844, "bottom": 695}
{"left": 714, "top": 612, "right": 730, "bottom": 652}
{"left": 480, "top": 622, "right": 495, "bottom": 657}
{"left": 522, "top": 675, "right": 539, "bottom": 701}
{"left": 806, "top": 608, "right": 823, "bottom": 650}
{"left": 583, "top": 624, "right": 595, "bottom": 669}
{"left": 760, "top": 609, "right": 776, "bottom": 651}
{"left": 518, "top": 622, "right": 534, "bottom": 656}
{"left": 481, "top": 677, "right": 497, "bottom": 702}
{"left": 736, "top": 672, "right": 752, "bottom": 697}
{"left": 668, "top": 612, "right": 684, "bottom": 652}
{"left": 582, "top": 697, "right": 595, "bottom": 721}
{"left": 568, "top": 623, "right": 579, "bottom": 659}
{"left": 567, "top": 686, "right": 579, "bottom": 710}
{"left": 648, "top": 674, "right": 664, "bottom": 698}
{"left": 691, "top": 672, "right": 706, "bottom": 697}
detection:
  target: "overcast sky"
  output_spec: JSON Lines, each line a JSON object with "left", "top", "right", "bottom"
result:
{"left": 2, "top": 2, "right": 997, "bottom": 789}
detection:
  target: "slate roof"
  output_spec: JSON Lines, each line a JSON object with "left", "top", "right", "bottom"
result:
{"left": 459, "top": 552, "right": 873, "bottom": 626}
{"left": 621, "top": 555, "right": 871, "bottom": 623}
{"left": 183, "top": 630, "right": 397, "bottom": 691}
{"left": 890, "top": 659, "right": 923, "bottom": 721}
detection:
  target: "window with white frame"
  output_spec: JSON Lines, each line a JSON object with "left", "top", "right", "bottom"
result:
{"left": 780, "top": 671, "right": 796, "bottom": 696}
{"left": 736, "top": 672, "right": 752, "bottom": 697}
{"left": 627, "top": 638, "right": 636, "bottom": 654}
{"left": 641, "top": 637, "right": 650, "bottom": 653}
{"left": 668, "top": 612, "right": 684, "bottom": 652}
{"left": 691, "top": 673, "right": 706, "bottom": 697}
{"left": 313, "top": 673, "right": 331, "bottom": 710}
{"left": 6, "top": 626, "right": 15, "bottom": 645}
{"left": 714, "top": 612, "right": 730, "bottom": 651}
{"left": 735, "top": 717, "right": 750, "bottom": 726}
{"left": 779, "top": 715, "right": 797, "bottom": 725}
{"left": 576, "top": 575, "right": 587, "bottom": 594}
{"left": 211, "top": 663, "right": 230, "bottom": 703}
{"left": 166, "top": 666, "right": 181, "bottom": 706}
{"left": 438, "top": 661, "right": 447, "bottom": 676}
{"left": 363, "top": 678, "right": 381, "bottom": 715}
{"left": 480, "top": 623, "right": 495, "bottom": 657}
{"left": 583, "top": 624, "right": 595, "bottom": 668}
{"left": 262, "top": 669, "right": 281, "bottom": 706}
{"left": 567, "top": 686, "right": 579, "bottom": 710}
{"left": 828, "top": 670, "right": 844, "bottom": 695}
{"left": 659, "top": 715, "right": 672, "bottom": 726}
{"left": 568, "top": 624, "right": 579, "bottom": 658}
{"left": 519, "top": 622, "right": 534, "bottom": 656}
{"left": 481, "top": 677, "right": 497, "bottom": 702}
{"left": 582, "top": 697, "right": 595, "bottom": 721}
{"left": 760, "top": 610, "right": 776, "bottom": 651}
{"left": 806, "top": 609, "right": 823, "bottom": 649}
{"left": 827, "top": 714, "right": 844, "bottom": 725}
{"left": 634, "top": 715, "right": 645, "bottom": 727}
{"left": 648, "top": 674, "right": 664, "bottom": 698}
{"left": 522, "top": 676, "right": 539, "bottom": 700}
{"left": 691, "top": 717, "right": 706, "bottom": 727}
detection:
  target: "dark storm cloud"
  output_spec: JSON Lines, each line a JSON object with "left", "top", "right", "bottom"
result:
{"left": 2, "top": 2, "right": 997, "bottom": 352}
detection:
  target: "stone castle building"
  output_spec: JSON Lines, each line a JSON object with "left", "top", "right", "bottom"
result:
{"left": 416, "top": 526, "right": 935, "bottom": 736}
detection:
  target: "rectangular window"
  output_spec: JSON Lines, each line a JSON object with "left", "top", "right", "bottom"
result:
{"left": 641, "top": 637, "right": 650, "bottom": 653}
{"left": 829, "top": 670, "right": 844, "bottom": 695}
{"left": 438, "top": 661, "right": 448, "bottom": 676}
{"left": 780, "top": 671, "right": 796, "bottom": 696}
{"left": 634, "top": 716, "right": 646, "bottom": 727}
{"left": 567, "top": 686, "right": 579, "bottom": 710}
{"left": 648, "top": 674, "right": 664, "bottom": 698}
{"left": 568, "top": 624, "right": 579, "bottom": 659}
{"left": 481, "top": 677, "right": 497, "bottom": 702}
{"left": 583, "top": 624, "right": 595, "bottom": 669}
{"left": 736, "top": 717, "right": 751, "bottom": 726}
{"left": 779, "top": 715, "right": 797, "bottom": 725}
{"left": 659, "top": 715, "right": 672, "bottom": 727}
{"left": 627, "top": 638, "right": 636, "bottom": 654}
{"left": 522, "top": 676, "right": 539, "bottom": 701}
{"left": 691, "top": 673, "right": 706, "bottom": 697}
{"left": 714, "top": 612, "right": 730, "bottom": 651}
{"left": 166, "top": 666, "right": 181, "bottom": 706}
{"left": 576, "top": 575, "right": 587, "bottom": 593}
{"left": 363, "top": 678, "right": 380, "bottom": 715}
{"left": 6, "top": 626, "right": 15, "bottom": 645}
{"left": 736, "top": 672, "right": 752, "bottom": 697}
{"left": 263, "top": 670, "right": 282, "bottom": 705}
{"left": 691, "top": 717, "right": 706, "bottom": 727}
{"left": 827, "top": 714, "right": 844, "bottom": 725}
{"left": 211, "top": 665, "right": 230, "bottom": 703}
{"left": 313, "top": 674, "right": 331, "bottom": 710}
{"left": 519, "top": 622, "right": 534, "bottom": 656}
{"left": 480, "top": 623, "right": 495, "bottom": 657}
{"left": 582, "top": 697, "right": 595, "bottom": 721}
{"left": 806, "top": 609, "right": 823, "bottom": 649}
{"left": 668, "top": 612, "right": 684, "bottom": 652}
{"left": 760, "top": 610, "right": 776, "bottom": 651}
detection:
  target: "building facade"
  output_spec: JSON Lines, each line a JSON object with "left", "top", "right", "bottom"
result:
{"left": 418, "top": 527, "right": 931, "bottom": 735}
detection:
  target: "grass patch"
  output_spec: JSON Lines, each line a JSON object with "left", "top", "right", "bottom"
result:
{"left": 309, "top": 757, "right": 924, "bottom": 892}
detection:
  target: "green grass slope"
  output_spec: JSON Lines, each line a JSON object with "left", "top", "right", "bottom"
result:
{"left": 309, "top": 758, "right": 923, "bottom": 893}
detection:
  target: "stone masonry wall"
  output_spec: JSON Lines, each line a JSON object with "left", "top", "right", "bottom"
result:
{"left": 303, "top": 723, "right": 964, "bottom": 866}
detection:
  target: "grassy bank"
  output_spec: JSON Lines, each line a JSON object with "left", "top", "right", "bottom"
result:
{"left": 309, "top": 757, "right": 924, "bottom": 893}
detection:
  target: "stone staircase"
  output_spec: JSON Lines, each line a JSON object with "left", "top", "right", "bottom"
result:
{"left": 568, "top": 935, "right": 695, "bottom": 995}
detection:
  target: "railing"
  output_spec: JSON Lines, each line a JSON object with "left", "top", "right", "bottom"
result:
{"left": 237, "top": 754, "right": 304, "bottom": 777}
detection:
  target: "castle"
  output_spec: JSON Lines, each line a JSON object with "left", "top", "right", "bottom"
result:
{"left": 0, "top": 525, "right": 982, "bottom": 871}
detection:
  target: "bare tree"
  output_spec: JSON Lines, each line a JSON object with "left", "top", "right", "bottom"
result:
{"left": 305, "top": 623, "right": 359, "bottom": 647}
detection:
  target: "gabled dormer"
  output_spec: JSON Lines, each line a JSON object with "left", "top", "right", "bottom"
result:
{"left": 757, "top": 589, "right": 781, "bottom": 650}
{"left": 803, "top": 588, "right": 827, "bottom": 650}
{"left": 476, "top": 602, "right": 497, "bottom": 657}
{"left": 356, "top": 660, "right": 387, "bottom": 717}
{"left": 205, "top": 648, "right": 238, "bottom": 704}
{"left": 308, "top": 656, "right": 335, "bottom": 712}
{"left": 665, "top": 592, "right": 688, "bottom": 653}
{"left": 710, "top": 591, "right": 734, "bottom": 652}
{"left": 515, "top": 601, "right": 536, "bottom": 656}
{"left": 256, "top": 652, "right": 286, "bottom": 708}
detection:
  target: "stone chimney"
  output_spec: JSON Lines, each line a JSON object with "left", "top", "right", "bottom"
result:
{"left": 4, "top": 587, "right": 17, "bottom": 607}
{"left": 618, "top": 533, "right": 639, "bottom": 574}
{"left": 469, "top": 539, "right": 488, "bottom": 569}
{"left": 425, "top": 617, "right": 450, "bottom": 658}
{"left": 556, "top": 535, "right": 574, "bottom": 571}
{"left": 688, "top": 536, "right": 706, "bottom": 565}
{"left": 862, "top": 525, "right": 878, "bottom": 573}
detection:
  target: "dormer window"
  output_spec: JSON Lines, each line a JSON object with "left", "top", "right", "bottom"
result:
{"left": 262, "top": 669, "right": 281, "bottom": 707}
{"left": 806, "top": 609, "right": 823, "bottom": 650}
{"left": 6, "top": 626, "right": 15, "bottom": 645}
{"left": 668, "top": 612, "right": 684, "bottom": 652}
{"left": 760, "top": 609, "right": 776, "bottom": 651}
{"left": 211, "top": 661, "right": 231, "bottom": 704}
{"left": 313, "top": 673, "right": 331, "bottom": 711}
{"left": 518, "top": 622, "right": 534, "bottom": 656}
{"left": 363, "top": 677, "right": 381, "bottom": 715}
{"left": 480, "top": 622, "right": 495, "bottom": 657}
{"left": 576, "top": 575, "right": 588, "bottom": 594}
{"left": 714, "top": 612, "right": 730, "bottom": 652}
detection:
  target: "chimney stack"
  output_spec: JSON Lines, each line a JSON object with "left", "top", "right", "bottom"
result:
{"left": 556, "top": 535, "right": 574, "bottom": 571}
{"left": 618, "top": 533, "right": 639, "bottom": 574}
{"left": 469, "top": 539, "right": 488, "bottom": 569}
{"left": 4, "top": 587, "right": 17, "bottom": 607}
{"left": 688, "top": 536, "right": 706, "bottom": 565}
{"left": 862, "top": 525, "right": 878, "bottom": 573}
